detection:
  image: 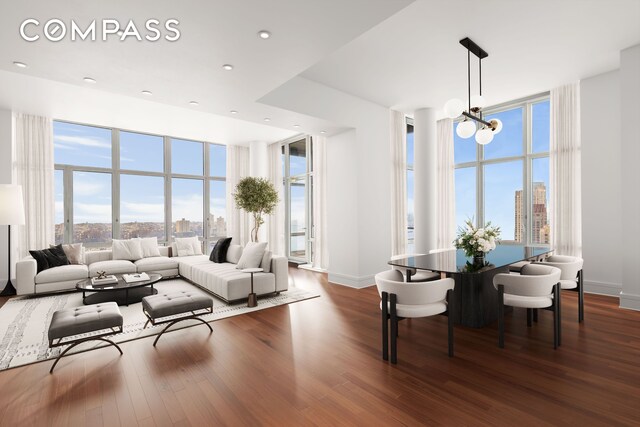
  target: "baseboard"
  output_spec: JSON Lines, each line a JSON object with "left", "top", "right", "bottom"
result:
{"left": 583, "top": 280, "right": 622, "bottom": 297}
{"left": 327, "top": 272, "right": 375, "bottom": 289}
{"left": 298, "top": 264, "right": 327, "bottom": 273}
{"left": 619, "top": 292, "right": 640, "bottom": 311}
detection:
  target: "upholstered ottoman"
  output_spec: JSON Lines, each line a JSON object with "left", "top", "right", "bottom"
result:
{"left": 48, "top": 302, "right": 124, "bottom": 373}
{"left": 142, "top": 290, "right": 213, "bottom": 346}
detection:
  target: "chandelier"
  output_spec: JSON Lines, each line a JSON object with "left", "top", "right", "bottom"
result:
{"left": 443, "top": 37, "right": 503, "bottom": 145}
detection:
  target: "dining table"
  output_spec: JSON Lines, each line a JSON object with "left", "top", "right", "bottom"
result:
{"left": 388, "top": 245, "right": 553, "bottom": 328}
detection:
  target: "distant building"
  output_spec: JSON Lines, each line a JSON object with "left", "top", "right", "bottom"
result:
{"left": 515, "top": 190, "right": 524, "bottom": 242}
{"left": 514, "top": 182, "right": 549, "bottom": 244}
{"left": 175, "top": 218, "right": 191, "bottom": 233}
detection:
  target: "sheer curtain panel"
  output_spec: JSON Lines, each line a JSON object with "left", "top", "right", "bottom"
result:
{"left": 15, "top": 114, "right": 55, "bottom": 258}
{"left": 436, "top": 118, "right": 456, "bottom": 250}
{"left": 226, "top": 145, "right": 250, "bottom": 246}
{"left": 390, "top": 110, "right": 408, "bottom": 256}
{"left": 267, "top": 142, "right": 285, "bottom": 255}
{"left": 550, "top": 83, "right": 582, "bottom": 256}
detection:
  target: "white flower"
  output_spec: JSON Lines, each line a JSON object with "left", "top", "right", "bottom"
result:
{"left": 475, "top": 229, "right": 485, "bottom": 237}
{"left": 458, "top": 238, "right": 464, "bottom": 245}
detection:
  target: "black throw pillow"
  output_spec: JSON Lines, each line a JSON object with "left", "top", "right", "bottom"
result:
{"left": 209, "top": 237, "right": 232, "bottom": 263}
{"left": 29, "top": 244, "right": 70, "bottom": 273}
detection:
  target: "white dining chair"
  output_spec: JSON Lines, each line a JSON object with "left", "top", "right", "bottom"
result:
{"left": 493, "top": 264, "right": 562, "bottom": 349}
{"left": 536, "top": 255, "right": 584, "bottom": 322}
{"left": 390, "top": 254, "right": 439, "bottom": 282}
{"left": 374, "top": 269, "right": 455, "bottom": 364}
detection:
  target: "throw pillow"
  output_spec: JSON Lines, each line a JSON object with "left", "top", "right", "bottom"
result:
{"left": 29, "top": 244, "right": 70, "bottom": 273}
{"left": 236, "top": 242, "right": 268, "bottom": 269}
{"left": 176, "top": 239, "right": 196, "bottom": 256}
{"left": 226, "top": 244, "right": 244, "bottom": 264}
{"left": 112, "top": 239, "right": 144, "bottom": 260}
{"left": 209, "top": 237, "right": 232, "bottom": 263}
{"left": 260, "top": 250, "right": 272, "bottom": 273}
{"left": 137, "top": 237, "right": 161, "bottom": 258}
{"left": 51, "top": 243, "right": 84, "bottom": 265}
{"left": 175, "top": 236, "right": 202, "bottom": 256}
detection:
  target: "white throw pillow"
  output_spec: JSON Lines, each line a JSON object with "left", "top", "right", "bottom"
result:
{"left": 226, "top": 244, "right": 243, "bottom": 264}
{"left": 173, "top": 236, "right": 202, "bottom": 256}
{"left": 112, "top": 239, "right": 144, "bottom": 260}
{"left": 260, "top": 250, "right": 272, "bottom": 273}
{"left": 176, "top": 239, "right": 196, "bottom": 256}
{"left": 137, "top": 237, "right": 161, "bottom": 258}
{"left": 236, "top": 242, "right": 268, "bottom": 269}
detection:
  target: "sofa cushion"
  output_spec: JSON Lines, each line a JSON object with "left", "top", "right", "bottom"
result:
{"left": 35, "top": 264, "right": 89, "bottom": 284}
{"left": 190, "top": 262, "right": 275, "bottom": 301}
{"left": 176, "top": 255, "right": 211, "bottom": 281}
{"left": 236, "top": 242, "right": 267, "bottom": 269}
{"left": 57, "top": 243, "right": 85, "bottom": 265}
{"left": 137, "top": 237, "right": 161, "bottom": 258}
{"left": 210, "top": 237, "right": 232, "bottom": 263}
{"left": 134, "top": 256, "right": 179, "bottom": 273}
{"left": 226, "top": 244, "right": 243, "bottom": 264}
{"left": 112, "top": 239, "right": 144, "bottom": 260}
{"left": 89, "top": 260, "right": 136, "bottom": 277}
{"left": 175, "top": 237, "right": 203, "bottom": 256}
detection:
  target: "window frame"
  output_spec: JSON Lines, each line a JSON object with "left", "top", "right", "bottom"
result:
{"left": 453, "top": 93, "right": 550, "bottom": 246}
{"left": 54, "top": 120, "right": 227, "bottom": 249}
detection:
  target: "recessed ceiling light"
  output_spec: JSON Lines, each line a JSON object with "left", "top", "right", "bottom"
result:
{"left": 222, "top": 64, "right": 234, "bottom": 71}
{"left": 258, "top": 30, "right": 271, "bottom": 39}
{"left": 141, "top": 90, "right": 152, "bottom": 96}
{"left": 263, "top": 118, "right": 271, "bottom": 122}
{"left": 83, "top": 77, "right": 96, "bottom": 84}
{"left": 189, "top": 101, "right": 199, "bottom": 106}
{"left": 13, "top": 61, "right": 27, "bottom": 68}
{"left": 230, "top": 110, "right": 238, "bottom": 114}
{"left": 320, "top": 131, "right": 326, "bottom": 134}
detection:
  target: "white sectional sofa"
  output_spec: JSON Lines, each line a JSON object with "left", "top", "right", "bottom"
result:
{"left": 16, "top": 244, "right": 288, "bottom": 303}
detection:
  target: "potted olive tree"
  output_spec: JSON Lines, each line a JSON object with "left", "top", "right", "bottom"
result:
{"left": 233, "top": 177, "right": 279, "bottom": 242}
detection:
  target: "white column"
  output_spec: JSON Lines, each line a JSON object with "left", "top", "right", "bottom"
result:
{"left": 413, "top": 108, "right": 438, "bottom": 254}
{"left": 620, "top": 45, "right": 640, "bottom": 310}
{"left": 249, "top": 141, "right": 268, "bottom": 178}
{"left": 249, "top": 141, "right": 269, "bottom": 241}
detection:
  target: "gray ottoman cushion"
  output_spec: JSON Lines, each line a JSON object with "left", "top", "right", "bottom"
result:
{"left": 48, "top": 302, "right": 123, "bottom": 341}
{"left": 142, "top": 290, "right": 213, "bottom": 319}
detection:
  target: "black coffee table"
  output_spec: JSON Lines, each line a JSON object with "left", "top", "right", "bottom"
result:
{"left": 76, "top": 273, "right": 162, "bottom": 306}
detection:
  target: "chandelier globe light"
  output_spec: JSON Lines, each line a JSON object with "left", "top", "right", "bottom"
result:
{"left": 445, "top": 37, "right": 502, "bottom": 144}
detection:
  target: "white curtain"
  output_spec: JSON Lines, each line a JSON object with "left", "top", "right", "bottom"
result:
{"left": 436, "top": 118, "right": 456, "bottom": 250}
{"left": 15, "top": 114, "right": 55, "bottom": 258}
{"left": 226, "top": 145, "right": 250, "bottom": 246}
{"left": 390, "top": 110, "right": 407, "bottom": 256}
{"left": 311, "top": 136, "right": 328, "bottom": 270}
{"left": 550, "top": 83, "right": 582, "bottom": 256}
{"left": 267, "top": 142, "right": 285, "bottom": 255}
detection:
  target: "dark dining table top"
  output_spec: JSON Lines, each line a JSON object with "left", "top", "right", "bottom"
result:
{"left": 388, "top": 245, "right": 553, "bottom": 274}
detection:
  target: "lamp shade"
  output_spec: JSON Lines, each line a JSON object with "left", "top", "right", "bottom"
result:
{"left": 475, "top": 128, "right": 494, "bottom": 145}
{"left": 456, "top": 120, "right": 476, "bottom": 139}
{"left": 0, "top": 185, "right": 26, "bottom": 225}
{"left": 444, "top": 98, "right": 465, "bottom": 119}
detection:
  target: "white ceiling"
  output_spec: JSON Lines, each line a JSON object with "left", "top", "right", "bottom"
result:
{"left": 0, "top": 0, "right": 413, "bottom": 143}
{"left": 302, "top": 0, "right": 640, "bottom": 113}
{"left": 1, "top": 0, "right": 638, "bottom": 142}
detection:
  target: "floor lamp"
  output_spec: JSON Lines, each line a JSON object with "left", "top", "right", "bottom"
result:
{"left": 0, "top": 185, "right": 26, "bottom": 296}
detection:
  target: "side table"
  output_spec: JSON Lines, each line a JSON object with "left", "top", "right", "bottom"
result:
{"left": 241, "top": 268, "right": 263, "bottom": 307}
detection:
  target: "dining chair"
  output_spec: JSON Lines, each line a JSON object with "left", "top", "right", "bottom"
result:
{"left": 536, "top": 255, "right": 584, "bottom": 322}
{"left": 493, "top": 264, "right": 562, "bottom": 349}
{"left": 390, "top": 254, "right": 439, "bottom": 282}
{"left": 374, "top": 269, "right": 455, "bottom": 364}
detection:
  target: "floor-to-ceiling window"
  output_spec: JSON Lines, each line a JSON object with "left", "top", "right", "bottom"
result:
{"left": 453, "top": 95, "right": 550, "bottom": 245}
{"left": 406, "top": 120, "right": 415, "bottom": 253}
{"left": 282, "top": 136, "right": 313, "bottom": 263}
{"left": 53, "top": 121, "right": 227, "bottom": 249}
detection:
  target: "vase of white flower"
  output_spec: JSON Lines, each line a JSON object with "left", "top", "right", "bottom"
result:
{"left": 454, "top": 219, "right": 501, "bottom": 260}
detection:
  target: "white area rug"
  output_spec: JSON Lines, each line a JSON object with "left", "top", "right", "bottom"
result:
{"left": 0, "top": 279, "right": 319, "bottom": 371}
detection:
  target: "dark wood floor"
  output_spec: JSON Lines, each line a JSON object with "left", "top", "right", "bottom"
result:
{"left": 0, "top": 267, "right": 639, "bottom": 426}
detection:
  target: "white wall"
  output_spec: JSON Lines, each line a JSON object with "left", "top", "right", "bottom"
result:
{"left": 620, "top": 45, "right": 640, "bottom": 310}
{"left": 0, "top": 109, "right": 15, "bottom": 283}
{"left": 580, "top": 70, "right": 623, "bottom": 295}
{"left": 261, "top": 76, "right": 392, "bottom": 287}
